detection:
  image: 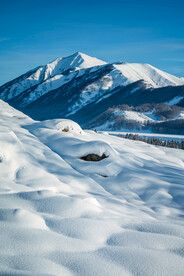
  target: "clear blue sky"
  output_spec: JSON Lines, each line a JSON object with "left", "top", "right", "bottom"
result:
{"left": 0, "top": 0, "right": 184, "bottom": 85}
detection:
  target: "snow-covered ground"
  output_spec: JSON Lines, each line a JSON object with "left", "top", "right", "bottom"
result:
{"left": 0, "top": 99, "right": 184, "bottom": 275}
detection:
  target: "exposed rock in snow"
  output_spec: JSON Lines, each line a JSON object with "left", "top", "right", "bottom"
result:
{"left": 81, "top": 153, "right": 108, "bottom": 162}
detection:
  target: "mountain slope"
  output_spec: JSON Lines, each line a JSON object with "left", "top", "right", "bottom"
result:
{"left": 113, "top": 63, "right": 184, "bottom": 87}
{"left": 0, "top": 52, "right": 106, "bottom": 102}
{"left": 0, "top": 52, "right": 184, "bottom": 126}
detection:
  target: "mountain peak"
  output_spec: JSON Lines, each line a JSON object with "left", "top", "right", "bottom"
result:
{"left": 1, "top": 51, "right": 184, "bottom": 107}
{"left": 62, "top": 51, "right": 106, "bottom": 69}
{"left": 72, "top": 51, "right": 83, "bottom": 56}
{"left": 43, "top": 52, "right": 107, "bottom": 80}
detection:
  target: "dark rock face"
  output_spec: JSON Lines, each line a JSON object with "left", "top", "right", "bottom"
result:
{"left": 80, "top": 153, "right": 108, "bottom": 162}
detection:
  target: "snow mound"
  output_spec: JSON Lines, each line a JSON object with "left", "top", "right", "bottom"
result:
{"left": 57, "top": 119, "right": 84, "bottom": 134}
{"left": 62, "top": 139, "right": 117, "bottom": 159}
{"left": 27, "top": 120, "right": 121, "bottom": 177}
{"left": 31, "top": 119, "right": 84, "bottom": 135}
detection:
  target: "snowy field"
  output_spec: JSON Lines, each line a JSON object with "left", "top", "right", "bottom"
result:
{"left": 0, "top": 100, "right": 184, "bottom": 275}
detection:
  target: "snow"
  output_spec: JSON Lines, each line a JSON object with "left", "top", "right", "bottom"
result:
{"left": 113, "top": 63, "right": 184, "bottom": 88}
{"left": 65, "top": 60, "right": 184, "bottom": 115}
{"left": 94, "top": 108, "right": 184, "bottom": 133}
{"left": 35, "top": 118, "right": 85, "bottom": 134}
{"left": 0, "top": 67, "right": 45, "bottom": 101}
{"left": 21, "top": 71, "right": 79, "bottom": 106}
{"left": 93, "top": 110, "right": 158, "bottom": 132}
{"left": 43, "top": 52, "right": 107, "bottom": 80}
{"left": 103, "top": 131, "right": 184, "bottom": 142}
{"left": 0, "top": 52, "right": 106, "bottom": 103}
{"left": 113, "top": 110, "right": 155, "bottom": 122}
{"left": 0, "top": 99, "right": 26, "bottom": 117}
{"left": 2, "top": 52, "right": 184, "bottom": 108}
{"left": 21, "top": 65, "right": 109, "bottom": 107}
{"left": 165, "top": 96, "right": 184, "bottom": 105}
{"left": 0, "top": 100, "right": 184, "bottom": 275}
{"left": 175, "top": 111, "right": 184, "bottom": 119}
{"left": 68, "top": 75, "right": 113, "bottom": 115}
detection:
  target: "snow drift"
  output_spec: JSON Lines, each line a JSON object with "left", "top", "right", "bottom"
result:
{"left": 0, "top": 100, "right": 184, "bottom": 275}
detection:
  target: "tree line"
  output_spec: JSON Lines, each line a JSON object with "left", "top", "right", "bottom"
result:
{"left": 118, "top": 133, "right": 184, "bottom": 150}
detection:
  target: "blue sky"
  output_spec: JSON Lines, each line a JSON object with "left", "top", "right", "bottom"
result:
{"left": 0, "top": 0, "right": 184, "bottom": 85}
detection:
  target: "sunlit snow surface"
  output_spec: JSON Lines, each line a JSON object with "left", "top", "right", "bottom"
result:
{"left": 0, "top": 100, "right": 184, "bottom": 276}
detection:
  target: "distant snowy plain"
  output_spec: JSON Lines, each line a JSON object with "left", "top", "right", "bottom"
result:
{"left": 0, "top": 100, "right": 184, "bottom": 276}
{"left": 102, "top": 131, "right": 184, "bottom": 142}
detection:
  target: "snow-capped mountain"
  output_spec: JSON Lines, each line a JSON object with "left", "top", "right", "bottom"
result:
{"left": 0, "top": 52, "right": 184, "bottom": 126}
{"left": 0, "top": 52, "right": 106, "bottom": 102}
{"left": 0, "top": 98, "right": 184, "bottom": 275}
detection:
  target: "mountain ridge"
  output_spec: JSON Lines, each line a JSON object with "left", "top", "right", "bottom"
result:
{"left": 0, "top": 52, "right": 184, "bottom": 127}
